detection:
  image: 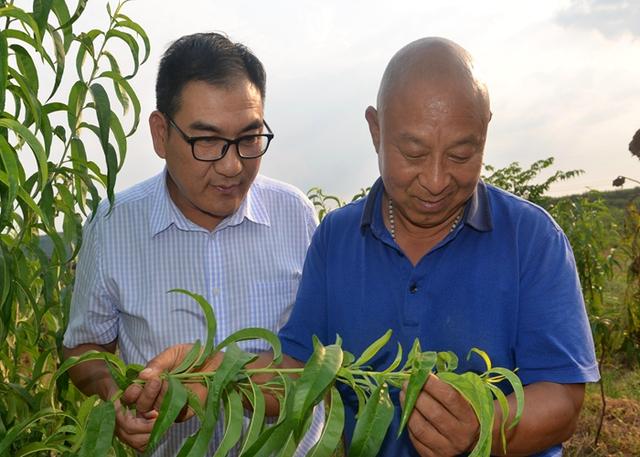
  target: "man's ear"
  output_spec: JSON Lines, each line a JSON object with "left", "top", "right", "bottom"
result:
{"left": 365, "top": 106, "right": 381, "bottom": 154}
{"left": 149, "top": 110, "right": 169, "bottom": 159}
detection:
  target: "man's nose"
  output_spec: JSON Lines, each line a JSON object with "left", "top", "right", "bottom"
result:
{"left": 418, "top": 156, "right": 450, "bottom": 196}
{"left": 213, "top": 145, "right": 243, "bottom": 177}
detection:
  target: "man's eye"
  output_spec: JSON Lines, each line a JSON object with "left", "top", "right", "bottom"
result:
{"left": 199, "top": 137, "right": 225, "bottom": 147}
{"left": 239, "top": 136, "right": 260, "bottom": 146}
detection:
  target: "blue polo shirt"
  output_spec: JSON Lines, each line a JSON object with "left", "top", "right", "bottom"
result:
{"left": 279, "top": 177, "right": 599, "bottom": 457}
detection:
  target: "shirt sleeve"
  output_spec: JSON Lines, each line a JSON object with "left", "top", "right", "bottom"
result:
{"left": 515, "top": 224, "right": 599, "bottom": 385}
{"left": 63, "top": 206, "right": 119, "bottom": 348}
{"left": 279, "top": 215, "right": 329, "bottom": 364}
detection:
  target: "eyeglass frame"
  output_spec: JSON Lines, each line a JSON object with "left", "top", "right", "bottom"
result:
{"left": 163, "top": 113, "right": 274, "bottom": 162}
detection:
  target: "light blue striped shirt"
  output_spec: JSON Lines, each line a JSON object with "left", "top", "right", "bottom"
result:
{"left": 64, "top": 170, "right": 321, "bottom": 456}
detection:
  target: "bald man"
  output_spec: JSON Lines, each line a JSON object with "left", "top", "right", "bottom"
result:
{"left": 130, "top": 37, "right": 598, "bottom": 456}
{"left": 278, "top": 37, "right": 598, "bottom": 456}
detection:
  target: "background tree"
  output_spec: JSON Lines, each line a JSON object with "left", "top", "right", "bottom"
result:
{"left": 0, "top": 1, "right": 148, "bottom": 454}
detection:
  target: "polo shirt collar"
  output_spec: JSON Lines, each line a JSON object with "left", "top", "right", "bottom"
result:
{"left": 360, "top": 177, "right": 493, "bottom": 234}
{"left": 149, "top": 170, "right": 270, "bottom": 236}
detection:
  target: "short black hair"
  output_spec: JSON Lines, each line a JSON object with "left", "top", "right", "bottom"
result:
{"left": 156, "top": 32, "right": 266, "bottom": 117}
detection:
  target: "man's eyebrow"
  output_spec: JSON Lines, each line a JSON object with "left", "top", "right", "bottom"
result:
{"left": 187, "top": 120, "right": 264, "bottom": 136}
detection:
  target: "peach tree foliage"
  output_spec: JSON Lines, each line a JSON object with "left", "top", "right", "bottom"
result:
{"left": 0, "top": 0, "right": 148, "bottom": 455}
{"left": 59, "top": 290, "right": 524, "bottom": 457}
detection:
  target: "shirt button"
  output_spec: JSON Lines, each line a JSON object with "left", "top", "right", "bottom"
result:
{"left": 409, "top": 283, "right": 418, "bottom": 294}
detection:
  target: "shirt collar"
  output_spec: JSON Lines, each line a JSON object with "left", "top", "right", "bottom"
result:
{"left": 360, "top": 177, "right": 493, "bottom": 234}
{"left": 149, "top": 170, "right": 270, "bottom": 236}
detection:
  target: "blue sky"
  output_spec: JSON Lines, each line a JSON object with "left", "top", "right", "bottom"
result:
{"left": 78, "top": 0, "right": 640, "bottom": 198}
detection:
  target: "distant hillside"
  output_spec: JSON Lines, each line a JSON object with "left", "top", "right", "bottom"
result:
{"left": 548, "top": 186, "right": 640, "bottom": 212}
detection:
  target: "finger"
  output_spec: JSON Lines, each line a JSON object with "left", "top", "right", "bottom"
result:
{"left": 422, "top": 375, "right": 473, "bottom": 420}
{"left": 121, "top": 383, "right": 143, "bottom": 406}
{"left": 135, "top": 377, "right": 163, "bottom": 414}
{"left": 413, "top": 390, "right": 456, "bottom": 437}
{"left": 407, "top": 411, "right": 449, "bottom": 456}
{"left": 140, "top": 343, "right": 193, "bottom": 380}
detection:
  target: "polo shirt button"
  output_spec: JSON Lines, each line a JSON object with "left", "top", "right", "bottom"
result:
{"left": 409, "top": 283, "right": 418, "bottom": 294}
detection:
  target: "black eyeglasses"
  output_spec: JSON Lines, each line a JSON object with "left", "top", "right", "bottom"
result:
{"left": 164, "top": 114, "right": 274, "bottom": 162}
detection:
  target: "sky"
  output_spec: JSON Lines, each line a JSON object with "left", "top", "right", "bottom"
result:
{"left": 74, "top": 0, "right": 640, "bottom": 199}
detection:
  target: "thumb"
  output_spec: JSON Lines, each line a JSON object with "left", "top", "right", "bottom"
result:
{"left": 140, "top": 343, "right": 194, "bottom": 380}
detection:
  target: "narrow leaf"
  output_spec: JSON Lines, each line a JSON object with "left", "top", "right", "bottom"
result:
{"left": 307, "top": 386, "right": 345, "bottom": 457}
{"left": 169, "top": 289, "right": 216, "bottom": 367}
{"left": 352, "top": 330, "right": 392, "bottom": 368}
{"left": 216, "top": 327, "right": 282, "bottom": 365}
{"left": 398, "top": 351, "right": 437, "bottom": 436}
{"left": 348, "top": 383, "right": 395, "bottom": 457}
{"left": 78, "top": 401, "right": 116, "bottom": 457}
{"left": 147, "top": 375, "right": 189, "bottom": 452}
{"left": 212, "top": 389, "right": 244, "bottom": 457}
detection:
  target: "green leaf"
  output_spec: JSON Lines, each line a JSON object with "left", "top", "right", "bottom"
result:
{"left": 32, "top": 0, "right": 53, "bottom": 44}
{"left": 348, "top": 383, "right": 394, "bottom": 457}
{"left": 381, "top": 342, "right": 403, "bottom": 374}
{"left": 78, "top": 401, "right": 116, "bottom": 457}
{"left": 179, "top": 377, "right": 219, "bottom": 457}
{"left": 50, "top": 0, "right": 72, "bottom": 50}
{"left": 436, "top": 351, "right": 459, "bottom": 372}
{"left": 45, "top": 23, "right": 65, "bottom": 99}
{"left": 238, "top": 379, "right": 265, "bottom": 454}
{"left": 484, "top": 367, "right": 524, "bottom": 430}
{"left": 0, "top": 247, "right": 11, "bottom": 317}
{"left": 98, "top": 70, "right": 140, "bottom": 134}
{"left": 102, "top": 50, "right": 128, "bottom": 112}
{"left": 115, "top": 15, "right": 150, "bottom": 65}
{"left": 307, "top": 386, "right": 345, "bottom": 457}
{"left": 291, "top": 343, "right": 343, "bottom": 434}
{"left": 0, "top": 31, "right": 7, "bottom": 113}
{"left": 486, "top": 383, "right": 509, "bottom": 454}
{"left": 89, "top": 83, "right": 111, "bottom": 152}
{"left": 212, "top": 389, "right": 244, "bottom": 457}
{"left": 10, "top": 44, "right": 38, "bottom": 95}
{"left": 105, "top": 29, "right": 139, "bottom": 78}
{"left": 352, "top": 329, "right": 392, "bottom": 368}
{"left": 0, "top": 118, "right": 47, "bottom": 191}
{"left": 0, "top": 6, "right": 43, "bottom": 45}
{"left": 170, "top": 339, "right": 203, "bottom": 375}
{"left": 0, "top": 135, "right": 20, "bottom": 226}
{"left": 7, "top": 67, "right": 42, "bottom": 130}
{"left": 0, "top": 408, "right": 73, "bottom": 454}
{"left": 438, "top": 372, "right": 495, "bottom": 457}
{"left": 216, "top": 327, "right": 282, "bottom": 364}
{"left": 54, "top": 0, "right": 87, "bottom": 30}
{"left": 468, "top": 347, "right": 492, "bottom": 371}
{"left": 398, "top": 351, "right": 437, "bottom": 436}
{"left": 110, "top": 109, "right": 127, "bottom": 170}
{"left": 67, "top": 80, "right": 87, "bottom": 133}
{"left": 169, "top": 289, "right": 216, "bottom": 368}
{"left": 147, "top": 375, "right": 189, "bottom": 452}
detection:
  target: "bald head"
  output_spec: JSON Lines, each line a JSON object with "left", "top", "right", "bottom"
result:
{"left": 377, "top": 37, "right": 490, "bottom": 123}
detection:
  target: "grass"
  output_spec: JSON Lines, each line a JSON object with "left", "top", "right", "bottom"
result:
{"left": 564, "top": 367, "right": 640, "bottom": 456}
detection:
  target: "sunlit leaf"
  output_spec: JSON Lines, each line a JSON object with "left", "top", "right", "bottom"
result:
{"left": 398, "top": 351, "right": 437, "bottom": 436}
{"left": 352, "top": 330, "right": 392, "bottom": 368}
{"left": 216, "top": 327, "right": 282, "bottom": 365}
{"left": 348, "top": 383, "right": 394, "bottom": 457}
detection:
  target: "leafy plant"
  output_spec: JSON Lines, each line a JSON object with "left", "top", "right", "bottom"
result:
{"left": 60, "top": 290, "right": 524, "bottom": 457}
{"left": 0, "top": 0, "right": 148, "bottom": 455}
{"left": 483, "top": 157, "right": 583, "bottom": 206}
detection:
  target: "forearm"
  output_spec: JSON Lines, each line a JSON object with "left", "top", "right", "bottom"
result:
{"left": 248, "top": 352, "right": 304, "bottom": 417}
{"left": 491, "top": 382, "right": 585, "bottom": 456}
{"left": 63, "top": 341, "right": 119, "bottom": 400}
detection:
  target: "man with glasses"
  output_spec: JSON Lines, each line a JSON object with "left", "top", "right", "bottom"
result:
{"left": 62, "top": 33, "right": 320, "bottom": 456}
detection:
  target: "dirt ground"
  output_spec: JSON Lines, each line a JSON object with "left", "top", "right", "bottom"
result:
{"left": 564, "top": 394, "right": 640, "bottom": 456}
